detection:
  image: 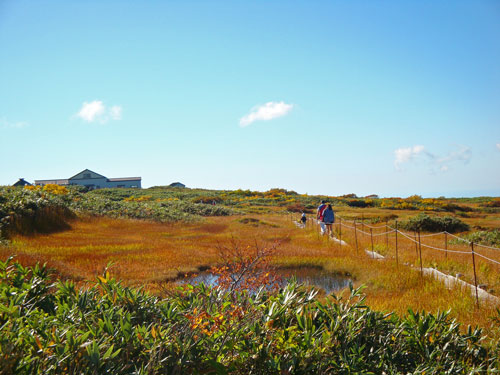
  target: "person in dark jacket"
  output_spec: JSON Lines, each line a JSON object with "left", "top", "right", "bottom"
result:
{"left": 300, "top": 212, "right": 307, "bottom": 227}
{"left": 322, "top": 204, "right": 335, "bottom": 237}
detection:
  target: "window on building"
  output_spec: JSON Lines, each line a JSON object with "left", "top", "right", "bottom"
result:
{"left": 83, "top": 173, "right": 91, "bottom": 179}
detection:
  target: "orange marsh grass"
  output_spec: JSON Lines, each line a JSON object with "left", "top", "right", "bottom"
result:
{"left": 2, "top": 213, "right": 500, "bottom": 339}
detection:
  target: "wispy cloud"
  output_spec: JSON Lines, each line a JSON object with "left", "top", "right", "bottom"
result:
{"left": 75, "top": 100, "right": 122, "bottom": 123}
{"left": 496, "top": 143, "right": 500, "bottom": 151}
{"left": 394, "top": 145, "right": 425, "bottom": 170}
{"left": 0, "top": 117, "right": 28, "bottom": 129}
{"left": 394, "top": 144, "right": 471, "bottom": 172}
{"left": 239, "top": 101, "right": 293, "bottom": 127}
{"left": 109, "top": 105, "right": 122, "bottom": 120}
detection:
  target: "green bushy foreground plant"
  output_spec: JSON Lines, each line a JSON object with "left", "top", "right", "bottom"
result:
{"left": 399, "top": 213, "right": 470, "bottom": 233}
{"left": 1, "top": 259, "right": 498, "bottom": 374}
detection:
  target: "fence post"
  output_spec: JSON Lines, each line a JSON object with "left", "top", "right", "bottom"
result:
{"left": 444, "top": 232, "right": 448, "bottom": 260}
{"left": 470, "top": 242, "right": 480, "bottom": 309}
{"left": 316, "top": 217, "right": 320, "bottom": 240}
{"left": 370, "top": 228, "right": 374, "bottom": 259}
{"left": 361, "top": 215, "right": 365, "bottom": 232}
{"left": 339, "top": 217, "right": 342, "bottom": 250}
{"left": 385, "top": 219, "right": 389, "bottom": 250}
{"left": 354, "top": 220, "right": 359, "bottom": 255}
{"left": 418, "top": 230, "right": 423, "bottom": 278}
{"left": 414, "top": 231, "right": 419, "bottom": 258}
{"left": 395, "top": 220, "right": 399, "bottom": 267}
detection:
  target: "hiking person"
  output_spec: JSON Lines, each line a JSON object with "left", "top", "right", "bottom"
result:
{"left": 300, "top": 212, "right": 307, "bottom": 227}
{"left": 323, "top": 204, "right": 335, "bottom": 237}
{"left": 316, "top": 200, "right": 327, "bottom": 235}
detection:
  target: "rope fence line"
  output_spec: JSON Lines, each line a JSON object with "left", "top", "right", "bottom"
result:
{"left": 416, "top": 232, "right": 446, "bottom": 238}
{"left": 475, "top": 252, "right": 500, "bottom": 266}
{"left": 420, "top": 242, "right": 472, "bottom": 254}
{"left": 335, "top": 214, "right": 500, "bottom": 251}
{"left": 474, "top": 243, "right": 500, "bottom": 252}
{"left": 394, "top": 230, "right": 469, "bottom": 254}
{"left": 371, "top": 230, "right": 397, "bottom": 237}
{"left": 288, "top": 211, "right": 500, "bottom": 254}
{"left": 288, "top": 210, "right": 500, "bottom": 308}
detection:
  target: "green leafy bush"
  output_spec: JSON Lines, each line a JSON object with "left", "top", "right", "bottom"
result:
{"left": 346, "top": 199, "right": 374, "bottom": 208}
{"left": 399, "top": 213, "right": 470, "bottom": 233}
{"left": 0, "top": 186, "right": 234, "bottom": 240}
{"left": 0, "top": 259, "right": 497, "bottom": 374}
{"left": 192, "top": 196, "right": 223, "bottom": 204}
{"left": 451, "top": 230, "right": 500, "bottom": 247}
{"left": 0, "top": 187, "right": 75, "bottom": 238}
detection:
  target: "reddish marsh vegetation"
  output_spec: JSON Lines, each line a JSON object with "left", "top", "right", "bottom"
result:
{"left": 4, "top": 213, "right": 500, "bottom": 340}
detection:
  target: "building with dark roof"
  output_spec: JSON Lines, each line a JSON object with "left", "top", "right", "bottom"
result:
{"left": 35, "top": 169, "right": 141, "bottom": 189}
{"left": 13, "top": 178, "right": 32, "bottom": 187}
{"left": 168, "top": 182, "right": 186, "bottom": 188}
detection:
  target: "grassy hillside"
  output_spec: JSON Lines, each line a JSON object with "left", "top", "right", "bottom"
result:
{"left": 2, "top": 185, "right": 500, "bottom": 372}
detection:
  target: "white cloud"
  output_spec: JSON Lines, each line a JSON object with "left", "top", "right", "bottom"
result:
{"left": 496, "top": 143, "right": 500, "bottom": 151}
{"left": 239, "top": 101, "right": 293, "bottom": 127}
{"left": 0, "top": 117, "right": 28, "bottom": 129}
{"left": 435, "top": 145, "right": 471, "bottom": 166}
{"left": 394, "top": 144, "right": 471, "bottom": 172}
{"left": 394, "top": 145, "right": 425, "bottom": 170}
{"left": 75, "top": 100, "right": 122, "bottom": 123}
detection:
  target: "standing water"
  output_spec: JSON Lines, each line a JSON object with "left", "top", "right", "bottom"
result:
{"left": 178, "top": 267, "right": 351, "bottom": 294}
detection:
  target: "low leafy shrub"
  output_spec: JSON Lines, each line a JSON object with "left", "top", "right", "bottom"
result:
{"left": 0, "top": 186, "right": 234, "bottom": 240}
{"left": 0, "top": 187, "right": 75, "bottom": 238}
{"left": 0, "top": 259, "right": 497, "bottom": 374}
{"left": 481, "top": 199, "right": 500, "bottom": 208}
{"left": 399, "top": 213, "right": 470, "bottom": 233}
{"left": 451, "top": 230, "right": 500, "bottom": 247}
{"left": 192, "top": 196, "right": 223, "bottom": 204}
{"left": 346, "top": 199, "right": 375, "bottom": 208}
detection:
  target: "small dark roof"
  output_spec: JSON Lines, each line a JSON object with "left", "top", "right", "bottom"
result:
{"left": 13, "top": 178, "right": 32, "bottom": 187}
{"left": 108, "top": 177, "right": 142, "bottom": 182}
{"left": 169, "top": 182, "right": 186, "bottom": 187}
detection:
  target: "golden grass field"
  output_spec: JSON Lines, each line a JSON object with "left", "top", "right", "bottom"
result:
{"left": 3, "top": 210, "right": 500, "bottom": 341}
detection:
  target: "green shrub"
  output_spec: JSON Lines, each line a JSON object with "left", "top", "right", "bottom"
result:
{"left": 0, "top": 259, "right": 497, "bottom": 374}
{"left": 346, "top": 199, "right": 368, "bottom": 208}
{"left": 0, "top": 186, "right": 234, "bottom": 240}
{"left": 0, "top": 187, "right": 75, "bottom": 238}
{"left": 399, "top": 213, "right": 470, "bottom": 233}
{"left": 451, "top": 230, "right": 500, "bottom": 247}
{"left": 192, "top": 196, "right": 223, "bottom": 204}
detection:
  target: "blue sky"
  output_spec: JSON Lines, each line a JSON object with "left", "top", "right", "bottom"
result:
{"left": 1, "top": 0, "right": 499, "bottom": 197}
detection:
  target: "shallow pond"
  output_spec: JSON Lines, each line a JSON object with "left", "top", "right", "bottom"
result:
{"left": 178, "top": 267, "right": 351, "bottom": 294}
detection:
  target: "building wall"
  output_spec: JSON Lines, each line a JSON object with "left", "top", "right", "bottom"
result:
{"left": 67, "top": 178, "right": 141, "bottom": 189}
{"left": 68, "top": 177, "right": 108, "bottom": 189}
{"left": 106, "top": 180, "right": 141, "bottom": 188}
{"left": 34, "top": 180, "right": 69, "bottom": 186}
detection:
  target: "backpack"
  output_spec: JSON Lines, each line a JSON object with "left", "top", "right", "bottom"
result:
{"left": 318, "top": 204, "right": 327, "bottom": 220}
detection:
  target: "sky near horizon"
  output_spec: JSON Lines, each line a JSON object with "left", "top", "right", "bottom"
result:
{"left": 1, "top": 1, "right": 499, "bottom": 197}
